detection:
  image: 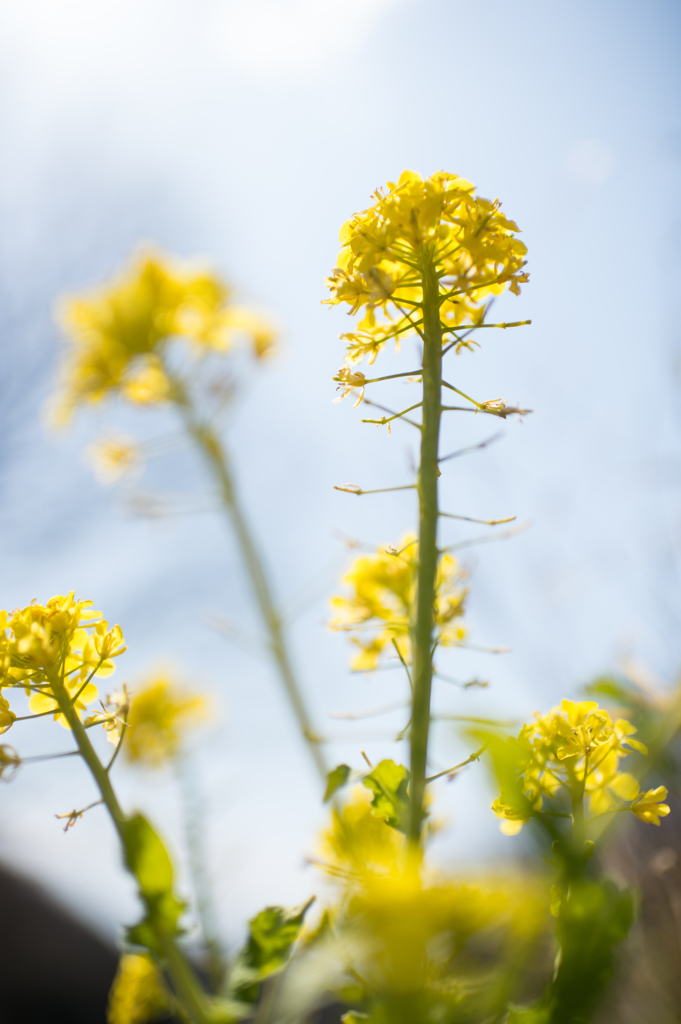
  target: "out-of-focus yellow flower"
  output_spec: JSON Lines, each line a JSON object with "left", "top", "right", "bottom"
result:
{"left": 631, "top": 786, "right": 671, "bottom": 826}
{"left": 86, "top": 435, "right": 141, "bottom": 484}
{"left": 53, "top": 250, "right": 279, "bottom": 422}
{"left": 489, "top": 699, "right": 663, "bottom": 834}
{"left": 124, "top": 674, "right": 207, "bottom": 768}
{"left": 0, "top": 594, "right": 126, "bottom": 731}
{"left": 0, "top": 693, "right": 16, "bottom": 733}
{"left": 85, "top": 685, "right": 130, "bottom": 746}
{"left": 107, "top": 953, "right": 169, "bottom": 1024}
{"left": 318, "top": 792, "right": 544, "bottom": 1006}
{"left": 325, "top": 169, "right": 528, "bottom": 365}
{"left": 329, "top": 536, "right": 466, "bottom": 670}
{"left": 332, "top": 367, "right": 367, "bottom": 407}
{"left": 120, "top": 355, "right": 171, "bottom": 405}
{"left": 0, "top": 744, "right": 20, "bottom": 779}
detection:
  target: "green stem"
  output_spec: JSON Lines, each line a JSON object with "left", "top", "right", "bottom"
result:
{"left": 181, "top": 410, "right": 327, "bottom": 783}
{"left": 49, "top": 671, "right": 214, "bottom": 1024}
{"left": 408, "top": 254, "right": 443, "bottom": 845}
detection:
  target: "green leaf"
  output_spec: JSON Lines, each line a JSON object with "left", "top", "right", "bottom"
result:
{"left": 125, "top": 814, "right": 174, "bottom": 899}
{"left": 324, "top": 764, "right": 351, "bottom": 802}
{"left": 363, "top": 759, "right": 410, "bottom": 832}
{"left": 123, "top": 814, "right": 184, "bottom": 953}
{"left": 228, "top": 898, "right": 315, "bottom": 1005}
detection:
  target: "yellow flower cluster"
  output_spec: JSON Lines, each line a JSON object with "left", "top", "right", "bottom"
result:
{"left": 319, "top": 794, "right": 544, "bottom": 1000}
{"left": 325, "top": 169, "right": 528, "bottom": 365}
{"left": 0, "top": 594, "right": 126, "bottom": 729}
{"left": 54, "top": 251, "right": 277, "bottom": 422}
{"left": 124, "top": 674, "right": 207, "bottom": 768}
{"left": 107, "top": 953, "right": 169, "bottom": 1024}
{"left": 329, "top": 537, "right": 466, "bottom": 671}
{"left": 493, "top": 700, "right": 670, "bottom": 834}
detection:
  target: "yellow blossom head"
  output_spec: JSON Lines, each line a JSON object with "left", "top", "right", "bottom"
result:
{"left": 329, "top": 536, "right": 466, "bottom": 670}
{"left": 325, "top": 170, "right": 528, "bottom": 365}
{"left": 0, "top": 594, "right": 126, "bottom": 731}
{"left": 487, "top": 699, "right": 663, "bottom": 835}
{"left": 124, "top": 673, "right": 207, "bottom": 768}
{"left": 53, "top": 249, "right": 278, "bottom": 422}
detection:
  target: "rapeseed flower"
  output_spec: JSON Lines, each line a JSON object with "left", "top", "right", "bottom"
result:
{"left": 329, "top": 536, "right": 466, "bottom": 670}
{"left": 54, "top": 250, "right": 277, "bottom": 422}
{"left": 107, "top": 953, "right": 169, "bottom": 1024}
{"left": 0, "top": 594, "right": 126, "bottom": 730}
{"left": 325, "top": 169, "right": 528, "bottom": 365}
{"left": 490, "top": 699, "right": 666, "bottom": 834}
{"left": 124, "top": 674, "right": 207, "bottom": 768}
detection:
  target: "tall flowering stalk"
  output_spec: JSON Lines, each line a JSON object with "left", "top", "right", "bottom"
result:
{"left": 53, "top": 252, "right": 326, "bottom": 781}
{"left": 326, "top": 170, "right": 529, "bottom": 844}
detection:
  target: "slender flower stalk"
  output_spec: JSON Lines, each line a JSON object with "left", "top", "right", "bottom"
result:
{"left": 326, "top": 169, "right": 529, "bottom": 847}
{"left": 178, "top": 404, "right": 327, "bottom": 782}
{"left": 52, "top": 250, "right": 326, "bottom": 783}
{"left": 48, "top": 668, "right": 217, "bottom": 1024}
{"left": 408, "top": 255, "right": 443, "bottom": 843}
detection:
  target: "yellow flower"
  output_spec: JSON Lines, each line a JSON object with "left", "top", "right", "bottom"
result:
{"left": 631, "top": 786, "right": 671, "bottom": 826}
{"left": 124, "top": 674, "right": 207, "bottom": 767}
{"left": 325, "top": 169, "right": 528, "bottom": 366}
{"left": 332, "top": 367, "right": 367, "bottom": 406}
{"left": 86, "top": 435, "right": 141, "bottom": 484}
{"left": 0, "top": 694, "right": 15, "bottom": 733}
{"left": 107, "top": 953, "right": 169, "bottom": 1024}
{"left": 0, "top": 594, "right": 126, "bottom": 730}
{"left": 490, "top": 700, "right": 656, "bottom": 831}
{"left": 85, "top": 685, "right": 130, "bottom": 745}
{"left": 53, "top": 250, "right": 279, "bottom": 422}
{"left": 121, "top": 355, "right": 171, "bottom": 405}
{"left": 329, "top": 536, "right": 466, "bottom": 670}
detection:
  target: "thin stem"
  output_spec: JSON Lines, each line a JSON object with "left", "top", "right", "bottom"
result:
{"left": 359, "top": 370, "right": 423, "bottom": 384}
{"left": 333, "top": 484, "right": 416, "bottom": 496}
{"left": 425, "top": 745, "right": 487, "bottom": 782}
{"left": 439, "top": 513, "right": 516, "bottom": 526}
{"left": 438, "top": 432, "right": 504, "bottom": 463}
{"left": 21, "top": 750, "right": 80, "bottom": 764}
{"left": 361, "top": 401, "right": 422, "bottom": 429}
{"left": 408, "top": 253, "right": 442, "bottom": 846}
{"left": 180, "top": 408, "right": 327, "bottom": 784}
{"left": 48, "top": 669, "right": 214, "bottom": 1024}
{"left": 176, "top": 756, "right": 225, "bottom": 990}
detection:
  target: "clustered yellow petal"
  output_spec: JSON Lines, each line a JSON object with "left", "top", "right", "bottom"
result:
{"left": 107, "top": 953, "right": 169, "bottom": 1024}
{"left": 319, "top": 793, "right": 543, "bottom": 1001}
{"left": 0, "top": 594, "right": 126, "bottom": 731}
{"left": 124, "top": 674, "right": 207, "bottom": 768}
{"left": 54, "top": 251, "right": 277, "bottom": 422}
{"left": 325, "top": 169, "right": 528, "bottom": 365}
{"left": 329, "top": 536, "right": 466, "bottom": 670}
{"left": 492, "top": 700, "right": 670, "bottom": 833}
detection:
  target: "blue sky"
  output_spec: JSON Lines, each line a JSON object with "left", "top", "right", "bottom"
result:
{"left": 0, "top": 0, "right": 679, "bottom": 942}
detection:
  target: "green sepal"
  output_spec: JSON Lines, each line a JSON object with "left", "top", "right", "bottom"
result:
{"left": 362, "top": 759, "right": 411, "bottom": 832}
{"left": 227, "top": 897, "right": 315, "bottom": 1005}
{"left": 324, "top": 764, "right": 351, "bottom": 802}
